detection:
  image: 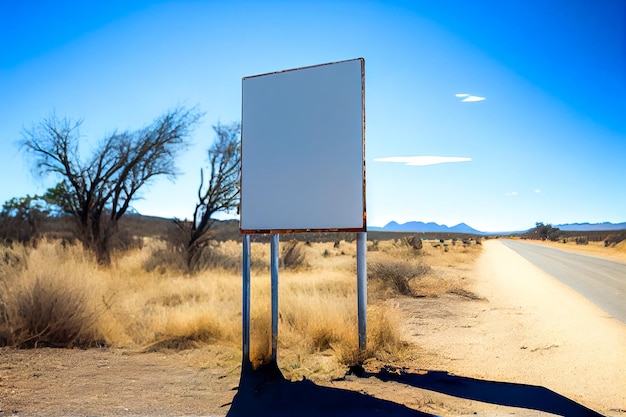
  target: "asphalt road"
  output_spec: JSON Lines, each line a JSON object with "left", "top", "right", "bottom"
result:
{"left": 501, "top": 240, "right": 626, "bottom": 324}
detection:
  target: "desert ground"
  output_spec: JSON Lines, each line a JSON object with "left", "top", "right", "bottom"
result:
{"left": 1, "top": 237, "right": 625, "bottom": 416}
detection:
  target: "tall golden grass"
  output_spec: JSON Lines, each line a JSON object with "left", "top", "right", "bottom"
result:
{"left": 0, "top": 236, "right": 482, "bottom": 378}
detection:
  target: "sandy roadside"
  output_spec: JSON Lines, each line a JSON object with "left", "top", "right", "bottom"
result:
{"left": 446, "top": 240, "right": 626, "bottom": 414}
{"left": 326, "top": 239, "right": 626, "bottom": 416}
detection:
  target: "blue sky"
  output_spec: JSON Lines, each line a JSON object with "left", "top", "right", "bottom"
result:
{"left": 1, "top": 0, "right": 624, "bottom": 232}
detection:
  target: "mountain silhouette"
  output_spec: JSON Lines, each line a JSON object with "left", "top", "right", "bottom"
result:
{"left": 556, "top": 222, "right": 626, "bottom": 231}
{"left": 379, "top": 221, "right": 484, "bottom": 234}
{"left": 370, "top": 220, "right": 626, "bottom": 234}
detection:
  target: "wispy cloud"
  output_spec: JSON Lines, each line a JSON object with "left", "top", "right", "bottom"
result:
{"left": 505, "top": 191, "right": 518, "bottom": 196}
{"left": 534, "top": 189, "right": 542, "bottom": 193}
{"left": 456, "top": 93, "right": 486, "bottom": 102}
{"left": 374, "top": 156, "right": 471, "bottom": 166}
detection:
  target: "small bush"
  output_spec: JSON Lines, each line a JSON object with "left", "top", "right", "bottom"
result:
{"left": 333, "top": 308, "right": 410, "bottom": 366}
{"left": 367, "top": 240, "right": 380, "bottom": 252}
{"left": 0, "top": 274, "right": 102, "bottom": 348}
{"left": 192, "top": 245, "right": 241, "bottom": 271}
{"left": 250, "top": 312, "right": 272, "bottom": 368}
{"left": 144, "top": 239, "right": 267, "bottom": 274}
{"left": 368, "top": 260, "right": 430, "bottom": 296}
{"left": 144, "top": 245, "right": 187, "bottom": 274}
{"left": 144, "top": 315, "right": 223, "bottom": 352}
{"left": 575, "top": 236, "right": 589, "bottom": 245}
{"left": 0, "top": 240, "right": 107, "bottom": 348}
{"left": 403, "top": 236, "right": 423, "bottom": 250}
{"left": 110, "top": 229, "right": 144, "bottom": 252}
{"left": 604, "top": 233, "right": 625, "bottom": 247}
{"left": 281, "top": 241, "right": 308, "bottom": 270}
{"left": 310, "top": 326, "right": 340, "bottom": 352}
{"left": 0, "top": 242, "right": 28, "bottom": 282}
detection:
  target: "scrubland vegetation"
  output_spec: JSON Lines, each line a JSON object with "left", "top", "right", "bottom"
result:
{"left": 0, "top": 235, "right": 482, "bottom": 379}
{"left": 529, "top": 237, "right": 626, "bottom": 263}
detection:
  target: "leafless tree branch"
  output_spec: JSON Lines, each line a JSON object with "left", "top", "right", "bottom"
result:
{"left": 21, "top": 106, "right": 202, "bottom": 264}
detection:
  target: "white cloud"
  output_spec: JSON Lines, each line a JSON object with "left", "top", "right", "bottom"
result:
{"left": 534, "top": 189, "right": 542, "bottom": 193}
{"left": 505, "top": 191, "right": 518, "bottom": 196}
{"left": 462, "top": 95, "right": 486, "bottom": 102}
{"left": 373, "top": 156, "right": 471, "bottom": 166}
{"left": 456, "top": 93, "right": 486, "bottom": 102}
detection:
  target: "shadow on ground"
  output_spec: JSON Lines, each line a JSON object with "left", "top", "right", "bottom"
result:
{"left": 226, "top": 363, "right": 431, "bottom": 417}
{"left": 376, "top": 367, "right": 602, "bottom": 417}
{"left": 226, "top": 363, "right": 602, "bottom": 417}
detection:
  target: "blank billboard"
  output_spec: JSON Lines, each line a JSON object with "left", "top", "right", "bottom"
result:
{"left": 240, "top": 58, "right": 365, "bottom": 233}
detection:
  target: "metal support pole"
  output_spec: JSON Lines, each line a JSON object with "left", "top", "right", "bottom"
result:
{"left": 357, "top": 231, "right": 367, "bottom": 350}
{"left": 242, "top": 234, "right": 252, "bottom": 371}
{"left": 270, "top": 234, "right": 279, "bottom": 362}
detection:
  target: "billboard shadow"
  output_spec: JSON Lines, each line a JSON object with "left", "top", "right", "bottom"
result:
{"left": 226, "top": 363, "right": 432, "bottom": 417}
{"left": 375, "top": 367, "right": 602, "bottom": 417}
{"left": 226, "top": 364, "right": 602, "bottom": 417}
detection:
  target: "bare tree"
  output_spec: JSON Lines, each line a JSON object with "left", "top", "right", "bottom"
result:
{"left": 176, "top": 122, "right": 240, "bottom": 271}
{"left": 21, "top": 106, "right": 202, "bottom": 264}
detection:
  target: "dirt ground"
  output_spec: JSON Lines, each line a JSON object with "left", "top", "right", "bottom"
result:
{"left": 1, "top": 239, "right": 625, "bottom": 416}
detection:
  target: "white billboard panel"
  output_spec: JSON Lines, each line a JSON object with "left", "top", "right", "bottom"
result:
{"left": 240, "top": 58, "right": 365, "bottom": 233}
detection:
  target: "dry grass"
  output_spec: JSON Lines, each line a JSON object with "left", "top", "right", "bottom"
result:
{"left": 0, "top": 235, "right": 482, "bottom": 379}
{"left": 524, "top": 238, "right": 626, "bottom": 263}
{"left": 367, "top": 238, "right": 482, "bottom": 298}
{"left": 143, "top": 238, "right": 270, "bottom": 274}
{"left": 0, "top": 240, "right": 106, "bottom": 347}
{"left": 368, "top": 259, "right": 430, "bottom": 296}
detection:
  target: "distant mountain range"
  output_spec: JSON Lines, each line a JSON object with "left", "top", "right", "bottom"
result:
{"left": 368, "top": 221, "right": 626, "bottom": 235}
{"left": 555, "top": 222, "right": 626, "bottom": 232}
{"left": 370, "top": 221, "right": 486, "bottom": 235}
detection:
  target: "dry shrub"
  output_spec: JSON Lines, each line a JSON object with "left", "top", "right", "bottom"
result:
{"left": 196, "top": 247, "right": 241, "bottom": 271}
{"left": 368, "top": 259, "right": 430, "bottom": 296}
{"left": 367, "top": 240, "right": 380, "bottom": 251}
{"left": 281, "top": 240, "right": 308, "bottom": 269}
{"left": 110, "top": 228, "right": 144, "bottom": 252}
{"left": 1, "top": 277, "right": 101, "bottom": 347}
{"left": 144, "top": 238, "right": 268, "bottom": 274}
{"left": 192, "top": 240, "right": 268, "bottom": 272}
{"left": 575, "top": 236, "right": 589, "bottom": 245}
{"left": 604, "top": 232, "right": 626, "bottom": 247}
{"left": 250, "top": 310, "right": 272, "bottom": 368}
{"left": 0, "top": 240, "right": 105, "bottom": 348}
{"left": 143, "top": 314, "right": 224, "bottom": 352}
{"left": 143, "top": 245, "right": 187, "bottom": 274}
{"left": 0, "top": 242, "right": 28, "bottom": 282}
{"left": 403, "top": 236, "right": 423, "bottom": 250}
{"left": 333, "top": 307, "right": 410, "bottom": 366}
